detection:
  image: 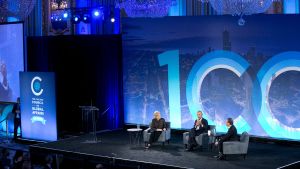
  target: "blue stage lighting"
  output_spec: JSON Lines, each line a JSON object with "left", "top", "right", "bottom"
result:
{"left": 72, "top": 15, "right": 81, "bottom": 24}
{"left": 110, "top": 18, "right": 115, "bottom": 23}
{"left": 82, "top": 14, "right": 91, "bottom": 23}
{"left": 94, "top": 10, "right": 100, "bottom": 17}
{"left": 63, "top": 12, "right": 68, "bottom": 18}
{"left": 93, "top": 8, "right": 104, "bottom": 18}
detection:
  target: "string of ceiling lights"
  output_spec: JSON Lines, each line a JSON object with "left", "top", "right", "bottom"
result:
{"left": 50, "top": 0, "right": 115, "bottom": 24}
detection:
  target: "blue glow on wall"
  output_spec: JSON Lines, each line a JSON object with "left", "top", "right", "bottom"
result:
{"left": 284, "top": 0, "right": 300, "bottom": 14}
{"left": 7, "top": 17, "right": 19, "bottom": 22}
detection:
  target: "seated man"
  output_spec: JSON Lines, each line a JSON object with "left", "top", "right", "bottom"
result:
{"left": 186, "top": 110, "right": 208, "bottom": 151}
{"left": 145, "top": 111, "right": 166, "bottom": 148}
{"left": 215, "top": 118, "right": 239, "bottom": 160}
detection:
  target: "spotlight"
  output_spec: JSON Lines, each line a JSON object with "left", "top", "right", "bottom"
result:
{"left": 110, "top": 17, "right": 115, "bottom": 23}
{"left": 63, "top": 12, "right": 68, "bottom": 19}
{"left": 72, "top": 15, "right": 81, "bottom": 24}
{"left": 93, "top": 9, "right": 103, "bottom": 18}
{"left": 82, "top": 14, "right": 91, "bottom": 23}
{"left": 94, "top": 10, "right": 100, "bottom": 17}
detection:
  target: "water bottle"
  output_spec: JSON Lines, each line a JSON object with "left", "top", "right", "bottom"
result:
{"left": 137, "top": 124, "right": 140, "bottom": 129}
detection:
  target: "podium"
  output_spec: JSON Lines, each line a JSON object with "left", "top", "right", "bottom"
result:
{"left": 79, "top": 106, "right": 100, "bottom": 143}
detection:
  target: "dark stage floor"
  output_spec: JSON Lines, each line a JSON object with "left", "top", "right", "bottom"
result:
{"left": 30, "top": 130, "right": 300, "bottom": 169}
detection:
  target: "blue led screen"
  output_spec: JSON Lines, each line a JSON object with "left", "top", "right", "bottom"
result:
{"left": 123, "top": 15, "right": 300, "bottom": 140}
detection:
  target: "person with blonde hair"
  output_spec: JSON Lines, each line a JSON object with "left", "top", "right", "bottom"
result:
{"left": 145, "top": 111, "right": 166, "bottom": 148}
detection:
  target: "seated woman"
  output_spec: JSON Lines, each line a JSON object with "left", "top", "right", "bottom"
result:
{"left": 146, "top": 111, "right": 166, "bottom": 148}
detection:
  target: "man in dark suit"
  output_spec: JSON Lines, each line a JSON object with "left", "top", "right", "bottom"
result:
{"left": 215, "top": 118, "right": 239, "bottom": 160}
{"left": 12, "top": 97, "right": 21, "bottom": 140}
{"left": 186, "top": 111, "right": 208, "bottom": 151}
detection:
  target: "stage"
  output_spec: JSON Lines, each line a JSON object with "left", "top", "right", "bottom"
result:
{"left": 29, "top": 130, "right": 300, "bottom": 169}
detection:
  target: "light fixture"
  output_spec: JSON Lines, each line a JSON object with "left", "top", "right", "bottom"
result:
{"left": 52, "top": 6, "right": 105, "bottom": 24}
{"left": 59, "top": 0, "right": 68, "bottom": 9}
{"left": 117, "top": 0, "right": 174, "bottom": 18}
{"left": 204, "top": 0, "right": 279, "bottom": 25}
{"left": 82, "top": 14, "right": 91, "bottom": 23}
{"left": 63, "top": 12, "right": 68, "bottom": 19}
{"left": 92, "top": 8, "right": 104, "bottom": 19}
{"left": 93, "top": 10, "right": 100, "bottom": 17}
{"left": 0, "top": 0, "right": 37, "bottom": 21}
{"left": 110, "top": 17, "right": 115, "bottom": 23}
{"left": 72, "top": 15, "right": 81, "bottom": 24}
{"left": 51, "top": 0, "right": 59, "bottom": 10}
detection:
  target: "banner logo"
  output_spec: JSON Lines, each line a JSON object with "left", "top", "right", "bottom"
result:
{"left": 31, "top": 76, "right": 43, "bottom": 96}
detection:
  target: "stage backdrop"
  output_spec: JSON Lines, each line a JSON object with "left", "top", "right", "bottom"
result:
{"left": 20, "top": 72, "right": 57, "bottom": 141}
{"left": 123, "top": 15, "right": 300, "bottom": 140}
{"left": 27, "top": 35, "right": 123, "bottom": 134}
{"left": 0, "top": 22, "right": 24, "bottom": 102}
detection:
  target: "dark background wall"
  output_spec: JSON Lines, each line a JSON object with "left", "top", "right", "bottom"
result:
{"left": 26, "top": 35, "right": 123, "bottom": 135}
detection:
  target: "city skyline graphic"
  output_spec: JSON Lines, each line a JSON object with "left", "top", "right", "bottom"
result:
{"left": 123, "top": 15, "right": 300, "bottom": 140}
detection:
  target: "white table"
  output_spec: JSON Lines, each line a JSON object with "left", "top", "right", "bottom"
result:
{"left": 127, "top": 128, "right": 143, "bottom": 146}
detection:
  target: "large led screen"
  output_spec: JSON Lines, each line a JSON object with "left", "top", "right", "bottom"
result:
{"left": 0, "top": 22, "right": 24, "bottom": 102}
{"left": 123, "top": 15, "right": 300, "bottom": 140}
